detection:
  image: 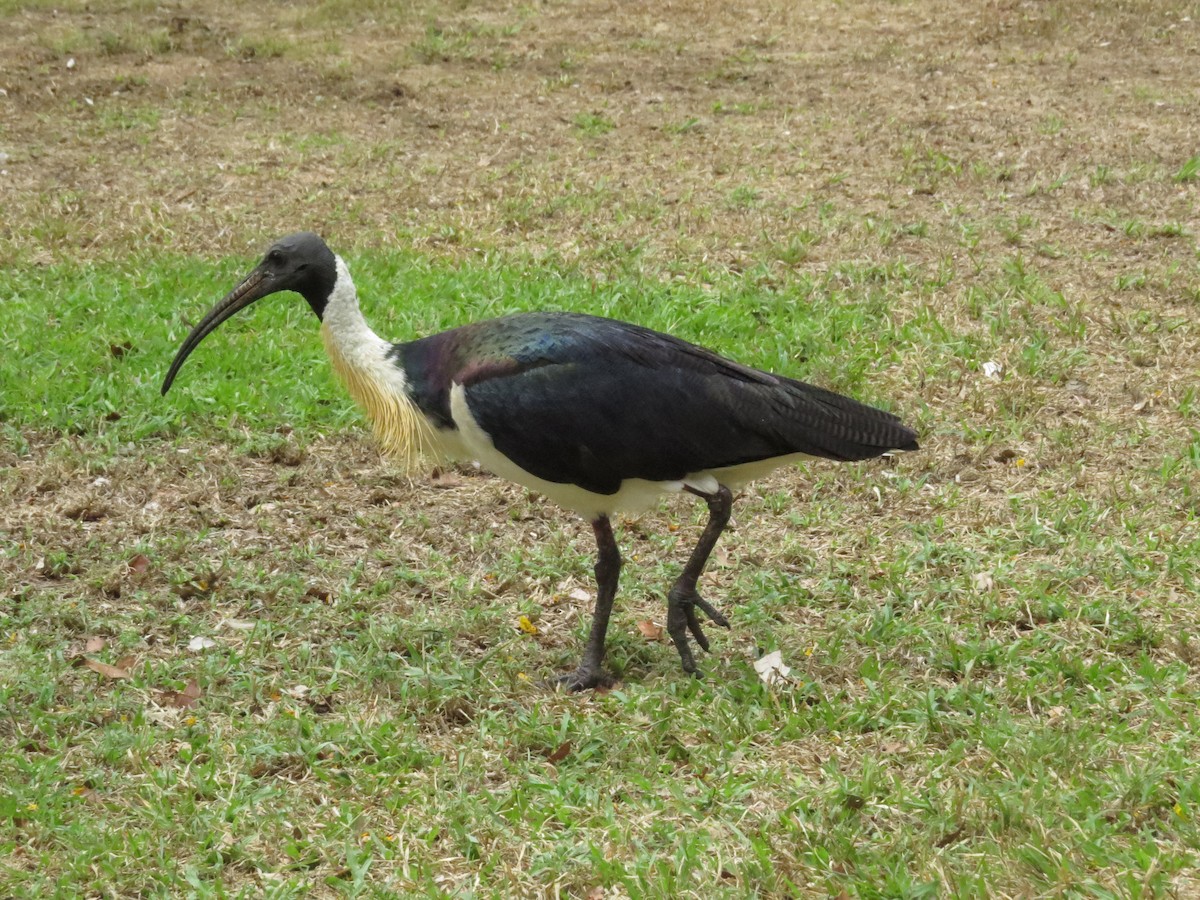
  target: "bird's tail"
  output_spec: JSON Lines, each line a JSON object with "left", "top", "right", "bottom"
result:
{"left": 778, "top": 379, "right": 919, "bottom": 462}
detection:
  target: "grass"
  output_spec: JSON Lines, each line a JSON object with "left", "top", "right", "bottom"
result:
{"left": 2, "top": 246, "right": 1199, "bottom": 896}
{"left": 3, "top": 0, "right": 1200, "bottom": 894}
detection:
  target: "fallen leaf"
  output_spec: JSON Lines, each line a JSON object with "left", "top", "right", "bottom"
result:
{"left": 85, "top": 636, "right": 106, "bottom": 653}
{"left": 109, "top": 340, "right": 133, "bottom": 359}
{"left": 636, "top": 620, "right": 664, "bottom": 641}
{"left": 972, "top": 572, "right": 994, "bottom": 591}
{"left": 982, "top": 360, "right": 1002, "bottom": 379}
{"left": 114, "top": 655, "right": 137, "bottom": 672}
{"left": 517, "top": 615, "right": 538, "bottom": 635}
{"left": 187, "top": 636, "right": 217, "bottom": 652}
{"left": 753, "top": 649, "right": 792, "bottom": 686}
{"left": 82, "top": 658, "right": 131, "bottom": 680}
{"left": 546, "top": 740, "right": 572, "bottom": 764}
{"left": 128, "top": 554, "right": 150, "bottom": 575}
{"left": 221, "top": 618, "right": 256, "bottom": 631}
{"left": 568, "top": 587, "right": 591, "bottom": 603}
{"left": 160, "top": 678, "right": 202, "bottom": 709}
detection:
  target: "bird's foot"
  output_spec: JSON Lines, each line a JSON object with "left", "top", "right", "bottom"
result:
{"left": 553, "top": 665, "right": 614, "bottom": 692}
{"left": 666, "top": 586, "right": 731, "bottom": 674}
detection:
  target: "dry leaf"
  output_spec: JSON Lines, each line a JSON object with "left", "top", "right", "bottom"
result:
{"left": 753, "top": 650, "right": 792, "bottom": 686}
{"left": 114, "top": 655, "right": 137, "bottom": 672}
{"left": 160, "top": 678, "right": 202, "bottom": 709}
{"left": 972, "top": 572, "right": 994, "bottom": 591}
{"left": 83, "top": 658, "right": 131, "bottom": 680}
{"left": 128, "top": 553, "right": 151, "bottom": 575}
{"left": 636, "top": 620, "right": 664, "bottom": 641}
{"left": 568, "top": 587, "right": 591, "bottom": 603}
{"left": 982, "top": 360, "right": 1002, "bottom": 379}
{"left": 187, "top": 635, "right": 217, "bottom": 652}
{"left": 85, "top": 636, "right": 106, "bottom": 653}
{"left": 546, "top": 740, "right": 572, "bottom": 764}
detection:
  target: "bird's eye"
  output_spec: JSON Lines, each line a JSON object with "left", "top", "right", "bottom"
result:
{"left": 267, "top": 250, "right": 282, "bottom": 264}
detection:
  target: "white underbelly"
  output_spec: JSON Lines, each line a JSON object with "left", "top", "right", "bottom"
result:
{"left": 447, "top": 385, "right": 807, "bottom": 519}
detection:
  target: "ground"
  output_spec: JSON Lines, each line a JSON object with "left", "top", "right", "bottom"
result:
{"left": 1, "top": 0, "right": 1199, "bottom": 896}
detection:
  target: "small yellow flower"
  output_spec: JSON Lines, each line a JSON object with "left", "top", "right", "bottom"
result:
{"left": 517, "top": 616, "right": 538, "bottom": 635}
{"left": 360, "top": 832, "right": 371, "bottom": 842}
{"left": 185, "top": 716, "right": 197, "bottom": 726}
{"left": 1015, "top": 458, "right": 1026, "bottom": 467}
{"left": 1174, "top": 803, "right": 1186, "bottom": 818}
{"left": 805, "top": 644, "right": 815, "bottom": 658}
{"left": 385, "top": 834, "right": 397, "bottom": 843}
{"left": 517, "top": 672, "right": 531, "bottom": 682}
{"left": 25, "top": 802, "right": 38, "bottom": 812}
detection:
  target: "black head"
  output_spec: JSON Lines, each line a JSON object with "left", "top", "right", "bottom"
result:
{"left": 161, "top": 232, "right": 338, "bottom": 395}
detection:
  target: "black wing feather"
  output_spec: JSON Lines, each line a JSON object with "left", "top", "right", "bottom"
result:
{"left": 458, "top": 314, "right": 917, "bottom": 495}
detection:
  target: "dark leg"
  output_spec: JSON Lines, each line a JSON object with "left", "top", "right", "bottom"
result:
{"left": 666, "top": 485, "right": 733, "bottom": 674}
{"left": 558, "top": 516, "right": 622, "bottom": 691}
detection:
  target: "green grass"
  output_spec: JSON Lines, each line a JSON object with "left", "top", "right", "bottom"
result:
{"left": 0, "top": 250, "right": 918, "bottom": 448}
{"left": 2, "top": 246, "right": 1199, "bottom": 895}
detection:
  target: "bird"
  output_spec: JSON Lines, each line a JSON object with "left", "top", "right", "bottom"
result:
{"left": 162, "top": 232, "right": 919, "bottom": 690}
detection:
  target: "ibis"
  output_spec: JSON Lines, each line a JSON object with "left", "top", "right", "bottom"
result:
{"left": 163, "top": 232, "right": 918, "bottom": 690}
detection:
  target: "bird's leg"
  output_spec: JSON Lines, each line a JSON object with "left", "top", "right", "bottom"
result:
{"left": 558, "top": 516, "right": 622, "bottom": 691}
{"left": 666, "top": 485, "right": 733, "bottom": 674}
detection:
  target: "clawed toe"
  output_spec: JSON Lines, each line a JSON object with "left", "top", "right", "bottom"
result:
{"left": 666, "top": 587, "right": 731, "bottom": 673}
{"left": 553, "top": 666, "right": 613, "bottom": 692}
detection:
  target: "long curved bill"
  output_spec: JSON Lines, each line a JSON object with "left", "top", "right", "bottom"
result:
{"left": 161, "top": 267, "right": 273, "bottom": 395}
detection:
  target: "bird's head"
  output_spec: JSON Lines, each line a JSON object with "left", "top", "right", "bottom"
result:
{"left": 161, "top": 232, "right": 337, "bottom": 394}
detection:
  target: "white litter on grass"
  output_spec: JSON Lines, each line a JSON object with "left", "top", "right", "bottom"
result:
{"left": 982, "top": 361, "right": 1003, "bottom": 380}
{"left": 187, "top": 635, "right": 217, "bottom": 652}
{"left": 753, "top": 650, "right": 792, "bottom": 686}
{"left": 972, "top": 572, "right": 995, "bottom": 591}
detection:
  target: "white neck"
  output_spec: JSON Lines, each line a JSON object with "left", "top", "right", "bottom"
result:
{"left": 317, "top": 256, "right": 441, "bottom": 466}
{"left": 321, "top": 255, "right": 390, "bottom": 362}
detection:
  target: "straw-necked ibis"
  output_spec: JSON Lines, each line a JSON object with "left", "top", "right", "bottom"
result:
{"left": 163, "top": 232, "right": 918, "bottom": 690}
